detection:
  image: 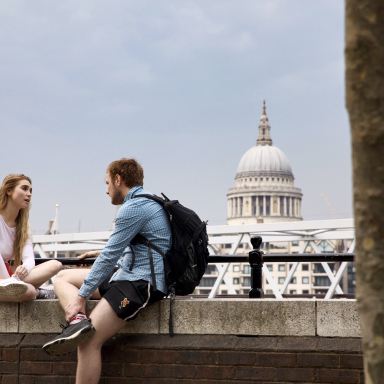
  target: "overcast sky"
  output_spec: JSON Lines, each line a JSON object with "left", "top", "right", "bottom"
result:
{"left": 0, "top": 1, "right": 352, "bottom": 234}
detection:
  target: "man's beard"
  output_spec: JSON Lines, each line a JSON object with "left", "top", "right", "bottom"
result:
{"left": 111, "top": 190, "right": 124, "bottom": 205}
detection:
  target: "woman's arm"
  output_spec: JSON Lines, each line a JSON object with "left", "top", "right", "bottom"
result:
{"left": 0, "top": 255, "right": 10, "bottom": 279}
{"left": 14, "top": 239, "right": 35, "bottom": 280}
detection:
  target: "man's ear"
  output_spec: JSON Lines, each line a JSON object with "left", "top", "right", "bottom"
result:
{"left": 114, "top": 174, "right": 121, "bottom": 186}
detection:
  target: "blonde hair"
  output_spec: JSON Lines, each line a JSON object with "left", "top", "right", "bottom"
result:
{"left": 0, "top": 174, "right": 32, "bottom": 267}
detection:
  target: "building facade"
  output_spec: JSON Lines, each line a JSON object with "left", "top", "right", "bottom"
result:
{"left": 196, "top": 101, "right": 354, "bottom": 298}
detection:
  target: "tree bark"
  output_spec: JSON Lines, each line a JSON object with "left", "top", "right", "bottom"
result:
{"left": 345, "top": 1, "right": 384, "bottom": 383}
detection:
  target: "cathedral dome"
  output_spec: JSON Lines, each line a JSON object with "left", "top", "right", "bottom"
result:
{"left": 227, "top": 100, "right": 302, "bottom": 224}
{"left": 236, "top": 145, "right": 293, "bottom": 179}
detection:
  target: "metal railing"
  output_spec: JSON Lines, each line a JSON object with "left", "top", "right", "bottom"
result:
{"left": 35, "top": 234, "right": 355, "bottom": 300}
{"left": 32, "top": 218, "right": 355, "bottom": 299}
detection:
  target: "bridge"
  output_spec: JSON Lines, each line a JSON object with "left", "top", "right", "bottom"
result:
{"left": 32, "top": 218, "right": 355, "bottom": 300}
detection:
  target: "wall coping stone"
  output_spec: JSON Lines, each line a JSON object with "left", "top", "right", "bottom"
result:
{"left": 0, "top": 298, "right": 361, "bottom": 337}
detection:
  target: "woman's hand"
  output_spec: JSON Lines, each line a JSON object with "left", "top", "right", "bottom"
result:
{"left": 13, "top": 265, "right": 29, "bottom": 281}
{"left": 77, "top": 250, "right": 100, "bottom": 260}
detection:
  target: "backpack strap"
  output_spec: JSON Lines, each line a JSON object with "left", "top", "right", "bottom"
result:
{"left": 133, "top": 193, "right": 177, "bottom": 336}
{"left": 131, "top": 193, "right": 167, "bottom": 259}
{"left": 129, "top": 194, "right": 167, "bottom": 291}
{"left": 147, "top": 242, "right": 157, "bottom": 291}
{"left": 130, "top": 234, "right": 160, "bottom": 291}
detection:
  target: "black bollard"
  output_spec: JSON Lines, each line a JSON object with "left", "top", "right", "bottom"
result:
{"left": 249, "top": 236, "right": 264, "bottom": 298}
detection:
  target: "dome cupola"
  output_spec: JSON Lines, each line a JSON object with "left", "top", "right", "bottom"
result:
{"left": 227, "top": 101, "right": 303, "bottom": 224}
{"left": 235, "top": 100, "right": 293, "bottom": 179}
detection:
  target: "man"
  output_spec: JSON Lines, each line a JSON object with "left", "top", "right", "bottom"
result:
{"left": 43, "top": 158, "right": 171, "bottom": 384}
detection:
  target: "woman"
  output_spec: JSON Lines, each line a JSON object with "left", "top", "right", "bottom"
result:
{"left": 0, "top": 174, "right": 62, "bottom": 301}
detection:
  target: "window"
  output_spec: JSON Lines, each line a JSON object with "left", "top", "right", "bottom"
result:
{"left": 266, "top": 264, "right": 273, "bottom": 272}
{"left": 205, "top": 265, "right": 217, "bottom": 274}
{"left": 243, "top": 265, "right": 251, "bottom": 274}
{"left": 233, "top": 278, "right": 240, "bottom": 285}
{"left": 303, "top": 290, "right": 309, "bottom": 294}
{"left": 243, "top": 277, "right": 251, "bottom": 286}
{"left": 265, "top": 289, "right": 273, "bottom": 295}
{"left": 233, "top": 265, "right": 240, "bottom": 272}
{"left": 278, "top": 264, "right": 286, "bottom": 272}
{"left": 302, "top": 277, "right": 309, "bottom": 284}
{"left": 314, "top": 276, "right": 330, "bottom": 287}
{"left": 289, "top": 290, "right": 296, "bottom": 294}
{"left": 199, "top": 278, "right": 216, "bottom": 287}
{"left": 313, "top": 264, "right": 325, "bottom": 273}
{"left": 278, "top": 277, "right": 285, "bottom": 284}
{"left": 291, "top": 277, "right": 297, "bottom": 284}
{"left": 302, "top": 264, "right": 309, "bottom": 271}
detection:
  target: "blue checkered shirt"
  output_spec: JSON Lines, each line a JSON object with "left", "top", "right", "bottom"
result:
{"left": 79, "top": 186, "right": 171, "bottom": 297}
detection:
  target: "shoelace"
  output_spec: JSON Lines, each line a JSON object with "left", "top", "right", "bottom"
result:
{"left": 59, "top": 323, "right": 69, "bottom": 330}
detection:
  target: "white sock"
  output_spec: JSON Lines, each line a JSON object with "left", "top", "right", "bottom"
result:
{"left": 69, "top": 312, "right": 88, "bottom": 325}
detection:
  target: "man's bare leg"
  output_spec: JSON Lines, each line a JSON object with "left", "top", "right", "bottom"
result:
{"left": 76, "top": 298, "right": 126, "bottom": 384}
{"left": 53, "top": 269, "right": 101, "bottom": 320}
{"left": 42, "top": 269, "right": 104, "bottom": 355}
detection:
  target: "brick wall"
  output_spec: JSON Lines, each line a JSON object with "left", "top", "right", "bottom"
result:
{"left": 0, "top": 334, "right": 363, "bottom": 383}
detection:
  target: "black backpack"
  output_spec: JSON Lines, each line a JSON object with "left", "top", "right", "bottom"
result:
{"left": 132, "top": 193, "right": 210, "bottom": 296}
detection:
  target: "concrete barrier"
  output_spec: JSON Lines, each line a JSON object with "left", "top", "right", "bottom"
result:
{"left": 0, "top": 298, "right": 361, "bottom": 337}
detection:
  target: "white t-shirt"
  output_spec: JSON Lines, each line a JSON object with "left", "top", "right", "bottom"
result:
{"left": 0, "top": 214, "right": 35, "bottom": 278}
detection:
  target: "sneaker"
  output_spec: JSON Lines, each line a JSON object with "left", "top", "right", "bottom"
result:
{"left": 36, "top": 286, "right": 56, "bottom": 300}
{"left": 0, "top": 276, "right": 28, "bottom": 297}
{"left": 42, "top": 319, "right": 95, "bottom": 355}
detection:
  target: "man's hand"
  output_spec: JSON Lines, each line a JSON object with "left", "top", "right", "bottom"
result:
{"left": 77, "top": 250, "right": 100, "bottom": 260}
{"left": 13, "top": 265, "right": 29, "bottom": 281}
{"left": 65, "top": 295, "right": 87, "bottom": 322}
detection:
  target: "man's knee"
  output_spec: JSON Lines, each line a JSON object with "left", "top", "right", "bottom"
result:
{"left": 54, "top": 268, "right": 87, "bottom": 288}
{"left": 54, "top": 268, "right": 75, "bottom": 285}
{"left": 78, "top": 336, "right": 103, "bottom": 353}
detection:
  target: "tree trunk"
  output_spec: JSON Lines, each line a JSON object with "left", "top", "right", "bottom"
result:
{"left": 345, "top": 1, "right": 384, "bottom": 383}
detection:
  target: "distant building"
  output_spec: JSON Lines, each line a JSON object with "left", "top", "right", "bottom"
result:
{"left": 227, "top": 101, "right": 302, "bottom": 224}
{"left": 197, "top": 102, "right": 353, "bottom": 297}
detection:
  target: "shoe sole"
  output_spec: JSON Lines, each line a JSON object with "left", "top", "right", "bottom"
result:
{"left": 0, "top": 283, "right": 28, "bottom": 297}
{"left": 43, "top": 326, "right": 95, "bottom": 355}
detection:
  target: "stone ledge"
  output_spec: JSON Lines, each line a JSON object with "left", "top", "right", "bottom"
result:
{"left": 317, "top": 300, "right": 360, "bottom": 337}
{"left": 0, "top": 299, "right": 361, "bottom": 337}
